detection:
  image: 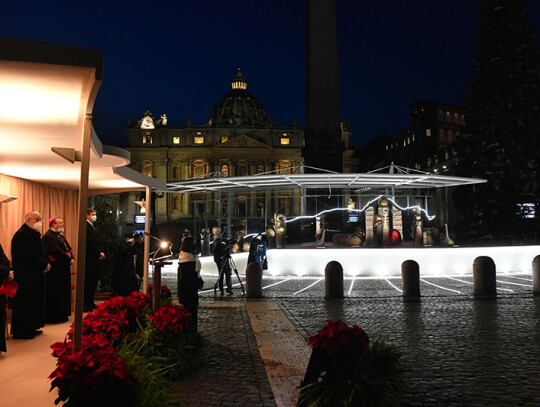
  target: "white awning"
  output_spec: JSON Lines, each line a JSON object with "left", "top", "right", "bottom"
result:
{"left": 167, "top": 164, "right": 486, "bottom": 193}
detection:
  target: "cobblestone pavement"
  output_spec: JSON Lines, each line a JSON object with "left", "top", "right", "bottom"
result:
{"left": 166, "top": 272, "right": 540, "bottom": 407}
{"left": 279, "top": 294, "right": 540, "bottom": 407}
{"left": 176, "top": 301, "right": 277, "bottom": 407}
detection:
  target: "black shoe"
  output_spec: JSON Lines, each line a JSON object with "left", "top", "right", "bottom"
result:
{"left": 13, "top": 332, "right": 35, "bottom": 339}
{"left": 226, "top": 290, "right": 234, "bottom": 295}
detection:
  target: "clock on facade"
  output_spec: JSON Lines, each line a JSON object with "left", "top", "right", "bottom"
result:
{"left": 140, "top": 116, "right": 154, "bottom": 129}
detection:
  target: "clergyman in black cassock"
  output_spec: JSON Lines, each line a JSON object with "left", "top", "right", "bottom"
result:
{"left": 11, "top": 211, "right": 50, "bottom": 339}
{"left": 42, "top": 217, "right": 73, "bottom": 323}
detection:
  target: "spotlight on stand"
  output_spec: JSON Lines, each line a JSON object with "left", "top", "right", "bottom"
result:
{"left": 144, "top": 232, "right": 172, "bottom": 311}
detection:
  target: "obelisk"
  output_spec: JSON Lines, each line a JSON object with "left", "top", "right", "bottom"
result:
{"left": 304, "top": 0, "right": 343, "bottom": 173}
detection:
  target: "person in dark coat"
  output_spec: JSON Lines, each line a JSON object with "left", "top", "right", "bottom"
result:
{"left": 178, "top": 236, "right": 203, "bottom": 332}
{"left": 0, "top": 242, "right": 13, "bottom": 352}
{"left": 133, "top": 233, "right": 144, "bottom": 290}
{"left": 113, "top": 233, "right": 137, "bottom": 297}
{"left": 11, "top": 211, "right": 50, "bottom": 339}
{"left": 42, "top": 217, "right": 74, "bottom": 323}
{"left": 247, "top": 233, "right": 267, "bottom": 270}
{"left": 84, "top": 208, "right": 105, "bottom": 312}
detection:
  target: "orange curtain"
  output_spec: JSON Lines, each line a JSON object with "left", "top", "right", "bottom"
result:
{"left": 0, "top": 173, "right": 79, "bottom": 265}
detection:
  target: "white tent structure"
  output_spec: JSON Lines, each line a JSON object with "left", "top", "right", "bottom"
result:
{"left": 0, "top": 36, "right": 166, "bottom": 351}
{"left": 167, "top": 163, "right": 486, "bottom": 193}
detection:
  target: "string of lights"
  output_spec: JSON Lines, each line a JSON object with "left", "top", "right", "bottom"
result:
{"left": 284, "top": 194, "right": 436, "bottom": 223}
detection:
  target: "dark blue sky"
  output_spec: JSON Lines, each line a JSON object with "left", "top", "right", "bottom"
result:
{"left": 4, "top": 0, "right": 540, "bottom": 149}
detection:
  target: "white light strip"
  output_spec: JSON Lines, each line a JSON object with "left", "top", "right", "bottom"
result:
{"left": 503, "top": 275, "right": 533, "bottom": 282}
{"left": 385, "top": 278, "right": 403, "bottom": 293}
{"left": 347, "top": 276, "right": 356, "bottom": 295}
{"left": 294, "top": 278, "right": 323, "bottom": 295}
{"left": 495, "top": 279, "right": 531, "bottom": 287}
{"left": 420, "top": 278, "right": 462, "bottom": 294}
{"left": 285, "top": 194, "right": 435, "bottom": 223}
{"left": 262, "top": 277, "right": 296, "bottom": 290}
{"left": 497, "top": 287, "right": 514, "bottom": 293}
{"left": 447, "top": 277, "right": 473, "bottom": 285}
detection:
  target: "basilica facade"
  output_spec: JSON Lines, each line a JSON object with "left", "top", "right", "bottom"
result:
{"left": 123, "top": 68, "right": 304, "bottom": 233}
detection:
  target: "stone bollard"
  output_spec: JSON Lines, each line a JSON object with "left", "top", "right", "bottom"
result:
{"left": 473, "top": 256, "right": 497, "bottom": 297}
{"left": 325, "top": 261, "right": 343, "bottom": 298}
{"left": 401, "top": 260, "right": 421, "bottom": 299}
{"left": 246, "top": 261, "right": 263, "bottom": 298}
{"left": 533, "top": 255, "right": 540, "bottom": 295}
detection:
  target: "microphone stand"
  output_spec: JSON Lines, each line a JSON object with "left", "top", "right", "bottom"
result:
{"left": 144, "top": 232, "right": 172, "bottom": 311}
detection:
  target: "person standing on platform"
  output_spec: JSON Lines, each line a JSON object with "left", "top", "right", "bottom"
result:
{"left": 133, "top": 233, "right": 144, "bottom": 290}
{"left": 0, "top": 241, "right": 14, "bottom": 351}
{"left": 10, "top": 211, "right": 50, "bottom": 339}
{"left": 178, "top": 236, "right": 203, "bottom": 332}
{"left": 42, "top": 217, "right": 74, "bottom": 323}
{"left": 84, "top": 209, "right": 105, "bottom": 312}
{"left": 113, "top": 233, "right": 137, "bottom": 297}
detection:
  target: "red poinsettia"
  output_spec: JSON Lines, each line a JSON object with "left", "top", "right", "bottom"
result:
{"left": 308, "top": 320, "right": 369, "bottom": 356}
{"left": 149, "top": 304, "right": 191, "bottom": 333}
{"left": 127, "top": 291, "right": 151, "bottom": 310}
{"left": 49, "top": 334, "right": 132, "bottom": 401}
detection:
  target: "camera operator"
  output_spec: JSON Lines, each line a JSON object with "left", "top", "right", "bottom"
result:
{"left": 212, "top": 234, "right": 233, "bottom": 295}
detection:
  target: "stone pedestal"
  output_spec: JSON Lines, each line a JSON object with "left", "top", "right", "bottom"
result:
{"left": 324, "top": 261, "right": 343, "bottom": 298}
{"left": 246, "top": 262, "right": 263, "bottom": 298}
{"left": 473, "top": 256, "right": 497, "bottom": 297}
{"left": 401, "top": 260, "right": 420, "bottom": 299}
{"left": 533, "top": 255, "right": 540, "bottom": 295}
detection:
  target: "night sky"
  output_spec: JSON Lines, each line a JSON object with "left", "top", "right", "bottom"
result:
{"left": 4, "top": 0, "right": 540, "bottom": 149}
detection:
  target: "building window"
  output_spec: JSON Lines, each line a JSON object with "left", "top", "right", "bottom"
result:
{"left": 445, "top": 111, "right": 451, "bottom": 122}
{"left": 238, "top": 164, "right": 248, "bottom": 176}
{"left": 221, "top": 136, "right": 228, "bottom": 143}
{"left": 407, "top": 137, "right": 410, "bottom": 144}
{"left": 279, "top": 196, "right": 291, "bottom": 215}
{"left": 221, "top": 164, "right": 229, "bottom": 176}
{"left": 385, "top": 145, "right": 389, "bottom": 151}
{"left": 173, "top": 137, "right": 180, "bottom": 144}
{"left": 426, "top": 129, "right": 431, "bottom": 137}
{"left": 412, "top": 134, "right": 415, "bottom": 141}
{"left": 192, "top": 160, "right": 206, "bottom": 178}
{"left": 277, "top": 160, "right": 293, "bottom": 174}
{"left": 403, "top": 140, "right": 406, "bottom": 147}
{"left": 280, "top": 137, "right": 290, "bottom": 145}
{"left": 237, "top": 195, "right": 247, "bottom": 217}
{"left": 453, "top": 113, "right": 459, "bottom": 124}
{"left": 141, "top": 161, "right": 153, "bottom": 177}
{"left": 256, "top": 164, "right": 265, "bottom": 174}
{"left": 173, "top": 165, "right": 180, "bottom": 179}
{"left": 194, "top": 136, "right": 204, "bottom": 144}
{"left": 437, "top": 110, "right": 444, "bottom": 121}
{"left": 143, "top": 133, "right": 152, "bottom": 144}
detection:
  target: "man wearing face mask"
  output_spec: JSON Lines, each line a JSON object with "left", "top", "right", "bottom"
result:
{"left": 10, "top": 211, "right": 50, "bottom": 339}
{"left": 84, "top": 209, "right": 105, "bottom": 312}
{"left": 113, "top": 233, "right": 137, "bottom": 297}
{"left": 42, "top": 217, "right": 74, "bottom": 323}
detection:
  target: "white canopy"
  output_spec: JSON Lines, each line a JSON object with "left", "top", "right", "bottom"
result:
{"left": 167, "top": 164, "right": 486, "bottom": 193}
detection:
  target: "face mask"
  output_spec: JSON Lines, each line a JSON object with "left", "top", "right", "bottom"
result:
{"left": 91, "top": 215, "right": 97, "bottom": 223}
{"left": 57, "top": 227, "right": 65, "bottom": 233}
{"left": 32, "top": 221, "right": 43, "bottom": 231}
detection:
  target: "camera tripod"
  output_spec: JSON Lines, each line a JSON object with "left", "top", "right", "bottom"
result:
{"left": 214, "top": 256, "right": 245, "bottom": 296}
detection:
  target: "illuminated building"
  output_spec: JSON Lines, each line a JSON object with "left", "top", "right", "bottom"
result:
{"left": 123, "top": 68, "right": 304, "bottom": 231}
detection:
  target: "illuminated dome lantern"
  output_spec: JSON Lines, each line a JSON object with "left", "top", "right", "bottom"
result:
{"left": 206, "top": 67, "right": 270, "bottom": 127}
